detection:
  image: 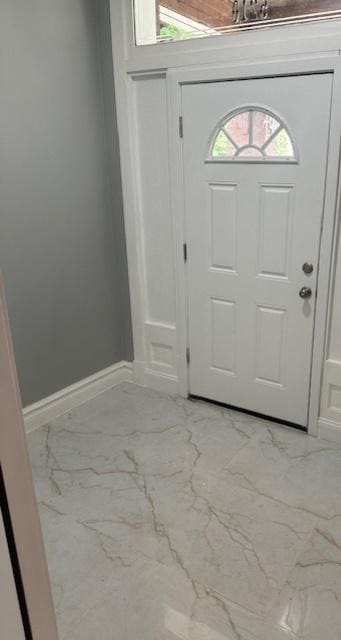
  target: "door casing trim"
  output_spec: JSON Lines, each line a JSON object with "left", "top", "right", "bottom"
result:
{"left": 167, "top": 55, "right": 341, "bottom": 435}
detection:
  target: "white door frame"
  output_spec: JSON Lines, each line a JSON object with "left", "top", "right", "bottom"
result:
{"left": 167, "top": 55, "right": 341, "bottom": 435}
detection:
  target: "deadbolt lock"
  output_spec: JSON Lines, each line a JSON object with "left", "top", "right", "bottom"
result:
{"left": 302, "top": 262, "right": 314, "bottom": 274}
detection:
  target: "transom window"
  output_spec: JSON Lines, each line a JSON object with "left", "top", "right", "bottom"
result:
{"left": 209, "top": 108, "right": 296, "bottom": 162}
{"left": 134, "top": 1, "right": 341, "bottom": 46}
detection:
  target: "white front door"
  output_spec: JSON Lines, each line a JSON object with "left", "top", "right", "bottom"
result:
{"left": 183, "top": 74, "right": 332, "bottom": 426}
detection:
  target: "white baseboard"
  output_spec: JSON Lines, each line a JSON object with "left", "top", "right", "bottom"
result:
{"left": 143, "top": 368, "right": 179, "bottom": 394}
{"left": 132, "top": 359, "right": 180, "bottom": 395}
{"left": 317, "top": 417, "right": 341, "bottom": 443}
{"left": 27, "top": 358, "right": 339, "bottom": 440}
{"left": 132, "top": 359, "right": 146, "bottom": 385}
{"left": 23, "top": 361, "right": 133, "bottom": 433}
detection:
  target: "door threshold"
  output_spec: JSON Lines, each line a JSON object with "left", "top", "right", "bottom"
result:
{"left": 189, "top": 395, "right": 307, "bottom": 433}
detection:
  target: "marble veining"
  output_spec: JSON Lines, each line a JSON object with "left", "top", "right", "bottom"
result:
{"left": 27, "top": 383, "right": 341, "bottom": 639}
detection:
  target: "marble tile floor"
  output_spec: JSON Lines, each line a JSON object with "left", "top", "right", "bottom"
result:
{"left": 27, "top": 383, "right": 341, "bottom": 640}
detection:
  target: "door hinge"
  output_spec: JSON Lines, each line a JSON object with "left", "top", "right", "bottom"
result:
{"left": 183, "top": 242, "right": 187, "bottom": 263}
{"left": 186, "top": 347, "right": 190, "bottom": 365}
{"left": 179, "top": 115, "right": 183, "bottom": 138}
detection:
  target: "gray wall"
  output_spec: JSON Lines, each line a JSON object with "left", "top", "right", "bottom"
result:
{"left": 0, "top": 0, "right": 133, "bottom": 406}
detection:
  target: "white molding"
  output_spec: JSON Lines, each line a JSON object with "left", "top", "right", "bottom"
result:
{"left": 132, "top": 359, "right": 146, "bottom": 386}
{"left": 133, "top": 356, "right": 180, "bottom": 395}
{"left": 145, "top": 321, "right": 177, "bottom": 374}
{"left": 108, "top": 3, "right": 148, "bottom": 370}
{"left": 23, "top": 361, "right": 133, "bottom": 433}
{"left": 134, "top": 0, "right": 156, "bottom": 47}
{"left": 159, "top": 6, "right": 216, "bottom": 35}
{"left": 320, "top": 358, "right": 341, "bottom": 422}
{"left": 122, "top": 7, "right": 341, "bottom": 73}
{"left": 307, "top": 64, "right": 341, "bottom": 435}
{"left": 143, "top": 368, "right": 179, "bottom": 395}
{"left": 167, "top": 70, "right": 189, "bottom": 398}
{"left": 318, "top": 417, "right": 341, "bottom": 443}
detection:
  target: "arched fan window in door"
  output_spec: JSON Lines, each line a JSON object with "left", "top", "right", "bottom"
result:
{"left": 209, "top": 107, "right": 296, "bottom": 162}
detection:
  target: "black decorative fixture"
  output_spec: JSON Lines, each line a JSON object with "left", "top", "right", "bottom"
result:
{"left": 232, "top": 0, "right": 269, "bottom": 24}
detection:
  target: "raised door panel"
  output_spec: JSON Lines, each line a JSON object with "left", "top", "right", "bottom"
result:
{"left": 209, "top": 183, "right": 238, "bottom": 272}
{"left": 258, "top": 185, "right": 293, "bottom": 279}
{"left": 211, "top": 298, "right": 236, "bottom": 374}
{"left": 134, "top": 75, "right": 176, "bottom": 326}
{"left": 255, "top": 306, "right": 287, "bottom": 387}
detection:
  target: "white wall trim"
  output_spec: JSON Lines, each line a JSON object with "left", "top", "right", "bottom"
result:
{"left": 23, "top": 361, "right": 134, "bottom": 433}
{"left": 123, "top": 11, "right": 341, "bottom": 73}
{"left": 159, "top": 6, "right": 216, "bottom": 35}
{"left": 318, "top": 417, "right": 341, "bottom": 443}
{"left": 143, "top": 369, "right": 179, "bottom": 395}
{"left": 320, "top": 358, "right": 341, "bottom": 422}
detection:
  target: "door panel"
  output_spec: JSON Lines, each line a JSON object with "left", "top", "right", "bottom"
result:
{"left": 210, "top": 183, "right": 237, "bottom": 270}
{"left": 211, "top": 298, "right": 236, "bottom": 373}
{"left": 183, "top": 74, "right": 332, "bottom": 426}
{"left": 255, "top": 305, "right": 286, "bottom": 386}
{"left": 258, "top": 185, "right": 293, "bottom": 278}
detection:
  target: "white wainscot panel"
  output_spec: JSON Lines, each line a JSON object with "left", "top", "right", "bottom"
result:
{"left": 133, "top": 74, "right": 176, "bottom": 326}
{"left": 209, "top": 183, "right": 237, "bottom": 272}
{"left": 320, "top": 359, "right": 341, "bottom": 422}
{"left": 145, "top": 322, "right": 177, "bottom": 375}
{"left": 258, "top": 185, "right": 293, "bottom": 279}
{"left": 255, "top": 305, "right": 286, "bottom": 387}
{"left": 319, "top": 230, "right": 341, "bottom": 433}
{"left": 327, "top": 246, "right": 341, "bottom": 362}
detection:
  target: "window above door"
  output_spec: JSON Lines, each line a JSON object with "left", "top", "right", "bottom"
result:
{"left": 134, "top": 0, "right": 341, "bottom": 46}
{"left": 208, "top": 107, "right": 296, "bottom": 163}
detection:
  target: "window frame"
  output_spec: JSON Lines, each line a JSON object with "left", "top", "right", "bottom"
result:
{"left": 206, "top": 105, "right": 298, "bottom": 164}
{"left": 133, "top": 0, "right": 341, "bottom": 49}
{"left": 115, "top": 0, "right": 341, "bottom": 75}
